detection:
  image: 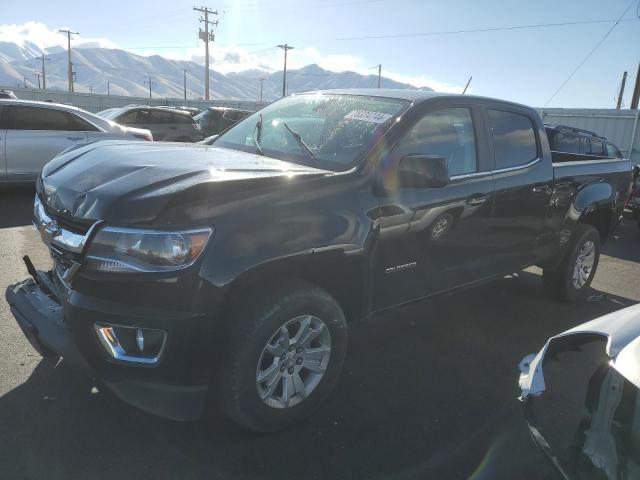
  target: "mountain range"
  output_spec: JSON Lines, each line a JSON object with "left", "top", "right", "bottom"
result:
{"left": 0, "top": 42, "right": 431, "bottom": 101}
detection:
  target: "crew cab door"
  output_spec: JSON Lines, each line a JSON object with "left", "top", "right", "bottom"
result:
{"left": 4, "top": 105, "right": 89, "bottom": 181}
{"left": 373, "top": 103, "right": 495, "bottom": 309}
{"left": 484, "top": 107, "right": 553, "bottom": 273}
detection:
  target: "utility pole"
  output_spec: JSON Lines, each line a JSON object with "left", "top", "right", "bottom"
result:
{"left": 277, "top": 44, "right": 294, "bottom": 97}
{"left": 194, "top": 6, "right": 218, "bottom": 101}
{"left": 259, "top": 77, "right": 265, "bottom": 102}
{"left": 35, "top": 55, "right": 50, "bottom": 90}
{"left": 71, "top": 63, "right": 77, "bottom": 91}
{"left": 58, "top": 29, "right": 78, "bottom": 92}
{"left": 107, "top": 80, "right": 110, "bottom": 96}
{"left": 616, "top": 71, "right": 628, "bottom": 109}
{"left": 144, "top": 75, "right": 155, "bottom": 99}
{"left": 182, "top": 69, "right": 190, "bottom": 100}
{"left": 631, "top": 63, "right": 640, "bottom": 110}
{"left": 462, "top": 76, "right": 472, "bottom": 94}
{"left": 89, "top": 85, "right": 94, "bottom": 95}
{"left": 34, "top": 72, "right": 41, "bottom": 89}
{"left": 377, "top": 64, "right": 382, "bottom": 88}
{"left": 22, "top": 75, "right": 28, "bottom": 88}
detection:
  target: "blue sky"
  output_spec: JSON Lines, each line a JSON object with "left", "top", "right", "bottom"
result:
{"left": 2, "top": 0, "right": 639, "bottom": 107}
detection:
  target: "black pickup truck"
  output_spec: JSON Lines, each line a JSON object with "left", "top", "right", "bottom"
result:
{"left": 5, "top": 90, "right": 633, "bottom": 432}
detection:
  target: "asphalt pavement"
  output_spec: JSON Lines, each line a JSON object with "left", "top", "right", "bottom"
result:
{"left": 1, "top": 185, "right": 638, "bottom": 480}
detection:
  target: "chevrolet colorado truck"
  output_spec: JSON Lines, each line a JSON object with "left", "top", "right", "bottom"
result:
{"left": 5, "top": 89, "right": 633, "bottom": 432}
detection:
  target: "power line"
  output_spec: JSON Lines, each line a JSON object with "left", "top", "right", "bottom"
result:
{"left": 335, "top": 17, "right": 639, "bottom": 41}
{"left": 544, "top": 0, "right": 637, "bottom": 106}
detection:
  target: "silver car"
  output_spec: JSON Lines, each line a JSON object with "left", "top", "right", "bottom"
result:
{"left": 0, "top": 99, "right": 153, "bottom": 183}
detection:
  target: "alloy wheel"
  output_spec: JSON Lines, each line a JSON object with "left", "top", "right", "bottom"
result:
{"left": 256, "top": 315, "right": 332, "bottom": 409}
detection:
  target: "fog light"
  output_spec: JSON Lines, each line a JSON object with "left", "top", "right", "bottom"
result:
{"left": 95, "top": 324, "right": 166, "bottom": 365}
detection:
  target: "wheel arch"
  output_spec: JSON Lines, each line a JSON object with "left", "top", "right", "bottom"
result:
{"left": 220, "top": 252, "right": 371, "bottom": 325}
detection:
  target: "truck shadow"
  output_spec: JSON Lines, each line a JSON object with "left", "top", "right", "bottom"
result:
{"left": 0, "top": 186, "right": 36, "bottom": 229}
{"left": 601, "top": 216, "right": 640, "bottom": 263}
{"left": 0, "top": 272, "right": 635, "bottom": 480}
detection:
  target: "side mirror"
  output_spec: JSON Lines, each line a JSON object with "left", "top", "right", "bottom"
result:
{"left": 398, "top": 154, "right": 449, "bottom": 188}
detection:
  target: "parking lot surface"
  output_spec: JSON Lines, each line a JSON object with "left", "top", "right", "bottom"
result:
{"left": 1, "top": 186, "right": 638, "bottom": 480}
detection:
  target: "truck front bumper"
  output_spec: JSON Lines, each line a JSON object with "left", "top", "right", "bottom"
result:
{"left": 5, "top": 276, "right": 209, "bottom": 421}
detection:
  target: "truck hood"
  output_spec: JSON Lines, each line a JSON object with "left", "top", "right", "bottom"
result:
{"left": 40, "top": 140, "right": 330, "bottom": 225}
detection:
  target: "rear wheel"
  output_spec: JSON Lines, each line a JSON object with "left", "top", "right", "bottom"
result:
{"left": 218, "top": 281, "right": 348, "bottom": 432}
{"left": 543, "top": 225, "right": 600, "bottom": 301}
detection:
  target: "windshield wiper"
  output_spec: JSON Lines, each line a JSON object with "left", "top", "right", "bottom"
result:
{"left": 282, "top": 122, "right": 316, "bottom": 164}
{"left": 252, "top": 114, "right": 264, "bottom": 156}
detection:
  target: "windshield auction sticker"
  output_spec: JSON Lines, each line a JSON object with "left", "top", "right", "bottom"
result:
{"left": 344, "top": 110, "right": 393, "bottom": 124}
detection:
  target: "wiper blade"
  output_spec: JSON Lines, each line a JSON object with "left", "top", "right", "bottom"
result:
{"left": 282, "top": 122, "right": 316, "bottom": 164}
{"left": 252, "top": 114, "right": 264, "bottom": 156}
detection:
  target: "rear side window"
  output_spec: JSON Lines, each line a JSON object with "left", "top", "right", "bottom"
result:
{"left": 588, "top": 140, "right": 605, "bottom": 156}
{"left": 488, "top": 110, "right": 538, "bottom": 169}
{"left": 554, "top": 133, "right": 581, "bottom": 154}
{"left": 8, "top": 105, "right": 92, "bottom": 131}
{"left": 173, "top": 113, "right": 195, "bottom": 124}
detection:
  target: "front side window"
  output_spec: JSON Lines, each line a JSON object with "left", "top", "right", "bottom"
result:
{"left": 394, "top": 107, "right": 477, "bottom": 176}
{"left": 10, "top": 106, "right": 80, "bottom": 131}
{"left": 554, "top": 133, "right": 580, "bottom": 154}
{"left": 588, "top": 140, "right": 605, "bottom": 156}
{"left": 488, "top": 109, "right": 538, "bottom": 169}
{"left": 216, "top": 94, "right": 408, "bottom": 171}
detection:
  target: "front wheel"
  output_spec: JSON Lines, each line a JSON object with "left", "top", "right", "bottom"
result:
{"left": 218, "top": 281, "right": 348, "bottom": 432}
{"left": 543, "top": 225, "right": 600, "bottom": 301}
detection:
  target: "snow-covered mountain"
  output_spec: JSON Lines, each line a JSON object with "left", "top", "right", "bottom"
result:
{"left": 0, "top": 43, "right": 431, "bottom": 101}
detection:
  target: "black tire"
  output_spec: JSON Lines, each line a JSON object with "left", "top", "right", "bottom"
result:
{"left": 218, "top": 280, "right": 348, "bottom": 432}
{"left": 543, "top": 225, "right": 600, "bottom": 301}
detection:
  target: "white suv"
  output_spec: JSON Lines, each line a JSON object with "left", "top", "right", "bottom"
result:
{"left": 0, "top": 99, "right": 152, "bottom": 183}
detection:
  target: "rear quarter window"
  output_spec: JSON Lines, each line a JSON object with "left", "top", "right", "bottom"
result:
{"left": 488, "top": 109, "right": 538, "bottom": 169}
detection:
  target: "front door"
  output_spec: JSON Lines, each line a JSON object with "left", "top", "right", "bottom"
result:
{"left": 373, "top": 104, "right": 495, "bottom": 310}
{"left": 4, "top": 105, "right": 88, "bottom": 181}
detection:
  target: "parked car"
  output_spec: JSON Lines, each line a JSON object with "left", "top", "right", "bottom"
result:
{"left": 194, "top": 106, "right": 252, "bottom": 137}
{"left": 98, "top": 105, "right": 203, "bottom": 142}
{"left": 6, "top": 89, "right": 633, "bottom": 432}
{"left": 160, "top": 105, "right": 201, "bottom": 116}
{"left": 519, "top": 303, "right": 640, "bottom": 479}
{"left": 198, "top": 134, "right": 218, "bottom": 145}
{"left": 0, "top": 99, "right": 152, "bottom": 183}
{"left": 545, "top": 124, "right": 624, "bottom": 161}
{"left": 0, "top": 89, "right": 18, "bottom": 99}
{"left": 629, "top": 162, "right": 640, "bottom": 228}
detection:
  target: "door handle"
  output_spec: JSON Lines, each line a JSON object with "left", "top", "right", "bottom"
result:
{"left": 66, "top": 136, "right": 84, "bottom": 141}
{"left": 532, "top": 185, "right": 551, "bottom": 194}
{"left": 466, "top": 194, "right": 488, "bottom": 206}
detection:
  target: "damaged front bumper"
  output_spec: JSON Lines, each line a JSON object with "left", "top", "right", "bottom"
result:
{"left": 5, "top": 268, "right": 209, "bottom": 422}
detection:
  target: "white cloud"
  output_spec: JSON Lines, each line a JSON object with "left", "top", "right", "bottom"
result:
{"left": 0, "top": 21, "right": 117, "bottom": 52}
{"left": 0, "top": 21, "right": 462, "bottom": 92}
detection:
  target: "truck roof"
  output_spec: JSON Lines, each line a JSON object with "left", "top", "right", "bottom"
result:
{"left": 292, "top": 88, "right": 534, "bottom": 110}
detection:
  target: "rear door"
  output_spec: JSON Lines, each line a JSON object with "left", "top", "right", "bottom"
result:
{"left": 485, "top": 107, "right": 553, "bottom": 273}
{"left": 4, "top": 105, "right": 89, "bottom": 180}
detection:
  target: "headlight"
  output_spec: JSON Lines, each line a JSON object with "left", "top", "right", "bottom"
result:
{"left": 85, "top": 227, "right": 212, "bottom": 273}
